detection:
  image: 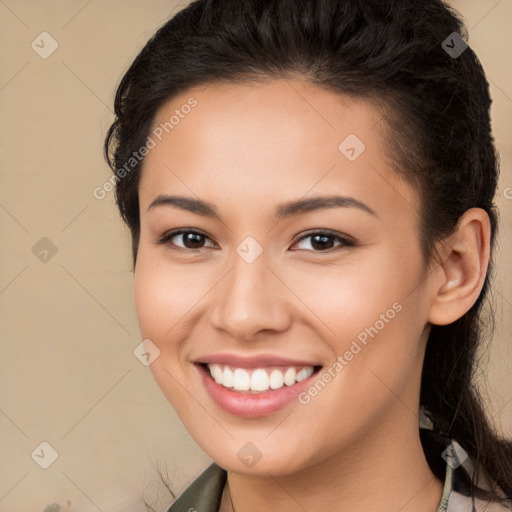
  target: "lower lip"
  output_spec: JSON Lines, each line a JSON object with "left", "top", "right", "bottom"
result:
{"left": 196, "top": 364, "right": 320, "bottom": 418}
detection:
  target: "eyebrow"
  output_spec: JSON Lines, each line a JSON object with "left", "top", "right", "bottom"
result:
{"left": 146, "top": 194, "right": 377, "bottom": 219}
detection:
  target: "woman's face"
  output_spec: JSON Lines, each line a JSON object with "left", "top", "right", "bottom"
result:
{"left": 134, "top": 79, "right": 435, "bottom": 475}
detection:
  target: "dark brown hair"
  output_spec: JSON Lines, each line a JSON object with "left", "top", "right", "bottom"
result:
{"left": 105, "top": 0, "right": 512, "bottom": 503}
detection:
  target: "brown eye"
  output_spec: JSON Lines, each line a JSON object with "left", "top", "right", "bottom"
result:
{"left": 292, "top": 231, "right": 354, "bottom": 252}
{"left": 156, "top": 229, "right": 216, "bottom": 250}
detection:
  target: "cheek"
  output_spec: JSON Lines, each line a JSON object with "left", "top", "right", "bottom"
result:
{"left": 284, "top": 245, "right": 420, "bottom": 343}
{"left": 282, "top": 245, "right": 426, "bottom": 404}
{"left": 134, "top": 251, "right": 206, "bottom": 344}
{"left": 133, "top": 252, "right": 201, "bottom": 414}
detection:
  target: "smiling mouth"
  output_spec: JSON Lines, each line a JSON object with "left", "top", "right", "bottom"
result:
{"left": 199, "top": 363, "right": 323, "bottom": 394}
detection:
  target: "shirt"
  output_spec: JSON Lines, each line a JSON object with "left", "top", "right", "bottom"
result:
{"left": 166, "top": 429, "right": 511, "bottom": 512}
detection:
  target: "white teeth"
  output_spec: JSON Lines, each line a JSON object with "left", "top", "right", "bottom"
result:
{"left": 210, "top": 364, "right": 223, "bottom": 384}
{"left": 284, "top": 367, "right": 296, "bottom": 386}
{"left": 269, "top": 369, "right": 284, "bottom": 390}
{"left": 251, "top": 369, "right": 270, "bottom": 391}
{"left": 223, "top": 366, "right": 234, "bottom": 388}
{"left": 233, "top": 368, "right": 250, "bottom": 391}
{"left": 206, "top": 364, "right": 316, "bottom": 392}
{"left": 296, "top": 367, "right": 314, "bottom": 382}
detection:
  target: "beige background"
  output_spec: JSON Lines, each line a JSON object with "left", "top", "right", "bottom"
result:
{"left": 0, "top": 1, "right": 510, "bottom": 511}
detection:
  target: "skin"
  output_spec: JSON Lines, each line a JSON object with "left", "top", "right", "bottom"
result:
{"left": 133, "top": 79, "right": 490, "bottom": 511}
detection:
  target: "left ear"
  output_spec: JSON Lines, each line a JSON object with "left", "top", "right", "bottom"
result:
{"left": 428, "top": 208, "right": 492, "bottom": 326}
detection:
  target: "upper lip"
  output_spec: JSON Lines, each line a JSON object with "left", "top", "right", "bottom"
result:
{"left": 194, "top": 353, "right": 321, "bottom": 369}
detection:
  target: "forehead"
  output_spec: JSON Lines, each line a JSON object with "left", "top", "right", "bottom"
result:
{"left": 149, "top": 78, "right": 384, "bottom": 155}
{"left": 139, "top": 79, "right": 418, "bottom": 224}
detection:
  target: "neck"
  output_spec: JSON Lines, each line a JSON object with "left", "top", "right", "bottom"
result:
{"left": 220, "top": 412, "right": 444, "bottom": 512}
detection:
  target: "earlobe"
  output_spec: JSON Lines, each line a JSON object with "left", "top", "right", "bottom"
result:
{"left": 428, "top": 209, "right": 491, "bottom": 326}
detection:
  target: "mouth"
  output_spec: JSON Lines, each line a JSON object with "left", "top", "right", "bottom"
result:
{"left": 195, "top": 361, "right": 323, "bottom": 418}
{"left": 199, "top": 362, "right": 322, "bottom": 394}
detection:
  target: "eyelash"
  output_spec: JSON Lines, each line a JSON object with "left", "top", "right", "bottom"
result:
{"left": 154, "top": 229, "right": 355, "bottom": 254}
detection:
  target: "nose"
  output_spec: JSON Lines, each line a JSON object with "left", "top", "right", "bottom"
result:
{"left": 209, "top": 252, "right": 292, "bottom": 342}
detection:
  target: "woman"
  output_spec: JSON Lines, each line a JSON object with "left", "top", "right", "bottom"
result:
{"left": 104, "top": 0, "right": 512, "bottom": 510}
